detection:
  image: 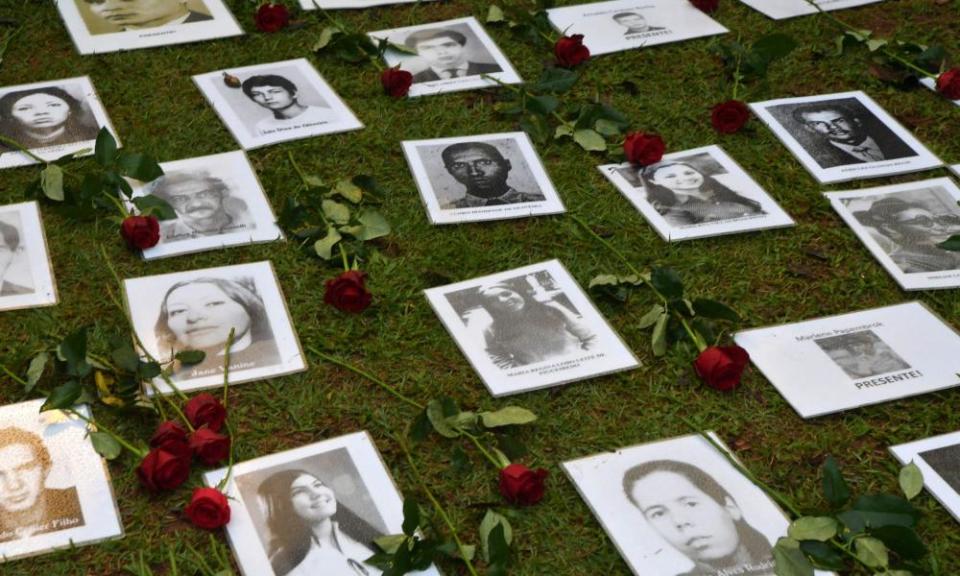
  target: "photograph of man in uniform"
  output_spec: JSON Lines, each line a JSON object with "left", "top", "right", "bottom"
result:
{"left": 404, "top": 29, "right": 502, "bottom": 83}
{"left": 240, "top": 75, "right": 336, "bottom": 137}
{"left": 0, "top": 216, "right": 33, "bottom": 297}
{"left": 78, "top": 0, "right": 212, "bottom": 31}
{"left": 814, "top": 330, "right": 910, "bottom": 380}
{"left": 439, "top": 141, "right": 545, "bottom": 209}
{"left": 612, "top": 12, "right": 666, "bottom": 35}
{"left": 149, "top": 171, "right": 255, "bottom": 243}
{"left": 0, "top": 427, "right": 84, "bottom": 543}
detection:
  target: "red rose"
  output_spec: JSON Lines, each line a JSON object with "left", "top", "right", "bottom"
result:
{"left": 936, "top": 68, "right": 960, "bottom": 100}
{"left": 184, "top": 487, "right": 231, "bottom": 530}
{"left": 710, "top": 100, "right": 750, "bottom": 134}
{"left": 185, "top": 393, "right": 227, "bottom": 433}
{"left": 324, "top": 270, "right": 372, "bottom": 313}
{"left": 381, "top": 67, "right": 413, "bottom": 98}
{"left": 498, "top": 463, "right": 548, "bottom": 506}
{"left": 189, "top": 428, "right": 231, "bottom": 466}
{"left": 623, "top": 132, "right": 665, "bottom": 166}
{"left": 120, "top": 215, "right": 160, "bottom": 250}
{"left": 693, "top": 345, "right": 750, "bottom": 392}
{"left": 136, "top": 443, "right": 191, "bottom": 492}
{"left": 149, "top": 421, "right": 188, "bottom": 450}
{"left": 254, "top": 3, "right": 289, "bottom": 33}
{"left": 554, "top": 35, "right": 591, "bottom": 68}
{"left": 690, "top": 0, "right": 719, "bottom": 12}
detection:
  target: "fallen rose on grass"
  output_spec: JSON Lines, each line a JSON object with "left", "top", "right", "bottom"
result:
{"left": 137, "top": 442, "right": 192, "bottom": 492}
{"left": 690, "top": 0, "right": 719, "bottom": 12}
{"left": 555, "top": 34, "right": 590, "bottom": 68}
{"left": 936, "top": 68, "right": 960, "bottom": 100}
{"left": 623, "top": 132, "right": 665, "bottom": 166}
{"left": 149, "top": 421, "right": 188, "bottom": 450}
{"left": 254, "top": 2, "right": 290, "bottom": 33}
{"left": 324, "top": 270, "right": 372, "bottom": 313}
{"left": 120, "top": 215, "right": 159, "bottom": 250}
{"left": 693, "top": 345, "right": 750, "bottom": 391}
{"left": 711, "top": 99, "right": 750, "bottom": 134}
{"left": 185, "top": 393, "right": 227, "bottom": 433}
{"left": 189, "top": 428, "right": 231, "bottom": 466}
{"left": 499, "top": 463, "right": 548, "bottom": 506}
{"left": 184, "top": 487, "right": 231, "bottom": 530}
{"left": 381, "top": 66, "right": 413, "bottom": 98}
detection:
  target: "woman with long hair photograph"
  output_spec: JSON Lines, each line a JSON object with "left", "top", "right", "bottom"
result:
{"left": 640, "top": 161, "right": 765, "bottom": 227}
{"left": 0, "top": 87, "right": 99, "bottom": 152}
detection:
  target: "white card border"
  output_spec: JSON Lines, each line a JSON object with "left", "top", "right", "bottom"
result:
{"left": 890, "top": 430, "right": 960, "bottom": 526}
{"left": 0, "top": 201, "right": 59, "bottom": 312}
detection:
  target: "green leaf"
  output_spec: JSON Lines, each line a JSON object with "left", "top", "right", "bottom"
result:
{"left": 40, "top": 164, "right": 65, "bottom": 201}
{"left": 314, "top": 226, "right": 342, "bottom": 260}
{"left": 445, "top": 411, "right": 479, "bottom": 433}
{"left": 851, "top": 494, "right": 920, "bottom": 528}
{"left": 692, "top": 298, "right": 740, "bottom": 322}
{"left": 798, "top": 540, "right": 845, "bottom": 570}
{"left": 594, "top": 118, "right": 622, "bottom": 137}
{"left": 936, "top": 235, "right": 960, "bottom": 251}
{"left": 118, "top": 153, "right": 164, "bottom": 182}
{"left": 822, "top": 455, "right": 851, "bottom": 508}
{"left": 409, "top": 409, "right": 432, "bottom": 442}
{"left": 871, "top": 525, "right": 926, "bottom": 559}
{"left": 357, "top": 209, "right": 391, "bottom": 240}
{"left": 41, "top": 380, "right": 82, "bottom": 411}
{"left": 866, "top": 38, "right": 888, "bottom": 52}
{"left": 426, "top": 399, "right": 461, "bottom": 438}
{"left": 321, "top": 199, "right": 351, "bottom": 225}
{"left": 519, "top": 114, "right": 550, "bottom": 145}
{"left": 533, "top": 67, "right": 578, "bottom": 93}
{"left": 373, "top": 534, "right": 407, "bottom": 555}
{"left": 651, "top": 268, "right": 684, "bottom": 300}
{"left": 555, "top": 124, "right": 574, "bottom": 139}
{"left": 527, "top": 95, "right": 559, "bottom": 115}
{"left": 486, "top": 4, "right": 505, "bottom": 23}
{"left": 638, "top": 304, "right": 665, "bottom": 329}
{"left": 899, "top": 462, "right": 924, "bottom": 500}
{"left": 854, "top": 536, "right": 888, "bottom": 568}
{"left": 132, "top": 195, "right": 177, "bottom": 220}
{"left": 58, "top": 328, "right": 89, "bottom": 377}
{"left": 772, "top": 538, "right": 815, "bottom": 576}
{"left": 95, "top": 128, "right": 118, "bottom": 166}
{"left": 651, "top": 312, "right": 668, "bottom": 356}
{"left": 333, "top": 179, "right": 363, "bottom": 203}
{"left": 111, "top": 344, "right": 140, "bottom": 373}
{"left": 479, "top": 406, "right": 538, "bottom": 428}
{"left": 25, "top": 352, "right": 49, "bottom": 392}
{"left": 788, "top": 516, "right": 837, "bottom": 542}
{"left": 175, "top": 350, "right": 206, "bottom": 365}
{"left": 751, "top": 33, "right": 797, "bottom": 62}
{"left": 479, "top": 510, "right": 513, "bottom": 562}
{"left": 313, "top": 26, "right": 340, "bottom": 51}
{"left": 573, "top": 129, "right": 607, "bottom": 152}
{"left": 402, "top": 498, "right": 420, "bottom": 536}
{"left": 89, "top": 431, "right": 122, "bottom": 460}
{"left": 487, "top": 522, "right": 510, "bottom": 572}
{"left": 138, "top": 361, "right": 162, "bottom": 380}
{"left": 436, "top": 540, "right": 476, "bottom": 561}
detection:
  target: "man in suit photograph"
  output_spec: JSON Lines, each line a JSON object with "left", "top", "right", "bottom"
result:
{"left": 79, "top": 0, "right": 213, "bottom": 31}
{"left": 404, "top": 29, "right": 502, "bottom": 84}
{"left": 612, "top": 12, "right": 666, "bottom": 36}
{"left": 439, "top": 141, "right": 545, "bottom": 209}
{"left": 0, "top": 219, "right": 32, "bottom": 297}
{"left": 789, "top": 102, "right": 916, "bottom": 168}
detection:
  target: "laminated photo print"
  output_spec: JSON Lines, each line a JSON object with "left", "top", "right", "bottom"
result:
{"left": 0, "top": 399, "right": 123, "bottom": 562}
{"left": 0, "top": 76, "right": 117, "bottom": 170}
{"left": 402, "top": 131, "right": 565, "bottom": 224}
{"left": 424, "top": 259, "right": 639, "bottom": 396}
{"left": 301, "top": 0, "right": 436, "bottom": 9}
{"left": 546, "top": 0, "right": 728, "bottom": 57}
{"left": 563, "top": 432, "right": 835, "bottom": 576}
{"left": 123, "top": 261, "right": 306, "bottom": 395}
{"left": 128, "top": 150, "right": 283, "bottom": 260}
{"left": 56, "top": 0, "right": 242, "bottom": 54}
{"left": 891, "top": 430, "right": 960, "bottom": 525}
{"left": 750, "top": 91, "right": 941, "bottom": 184}
{"left": 204, "top": 431, "right": 441, "bottom": 576}
{"left": 734, "top": 301, "right": 960, "bottom": 419}
{"left": 368, "top": 17, "right": 522, "bottom": 98}
{"left": 193, "top": 58, "right": 363, "bottom": 150}
{"left": 0, "top": 201, "right": 58, "bottom": 312}
{"left": 736, "top": 0, "right": 883, "bottom": 20}
{"left": 598, "top": 145, "right": 794, "bottom": 241}
{"left": 824, "top": 177, "right": 960, "bottom": 290}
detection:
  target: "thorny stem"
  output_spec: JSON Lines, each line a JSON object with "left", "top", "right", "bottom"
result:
{"left": 308, "top": 347, "right": 424, "bottom": 410}
{"left": 1, "top": 364, "right": 31, "bottom": 388}
{"left": 68, "top": 409, "right": 146, "bottom": 458}
{"left": 463, "top": 429, "right": 508, "bottom": 469}
{"left": 481, "top": 73, "right": 577, "bottom": 131}
{"left": 339, "top": 243, "right": 350, "bottom": 271}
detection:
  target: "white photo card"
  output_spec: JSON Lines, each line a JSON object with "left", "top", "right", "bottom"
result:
{"left": 369, "top": 17, "right": 522, "bottom": 98}
{"left": 598, "top": 145, "right": 795, "bottom": 241}
{"left": 123, "top": 260, "right": 306, "bottom": 395}
{"left": 0, "top": 201, "right": 58, "bottom": 312}
{"left": 891, "top": 430, "right": 960, "bottom": 526}
{"left": 204, "top": 431, "right": 441, "bottom": 576}
{"left": 546, "top": 0, "right": 728, "bottom": 57}
{"left": 56, "top": 0, "right": 242, "bottom": 55}
{"left": 301, "top": 0, "right": 436, "bottom": 9}
{"left": 563, "top": 432, "right": 834, "bottom": 576}
{"left": 193, "top": 58, "right": 363, "bottom": 150}
{"left": 0, "top": 400, "right": 123, "bottom": 562}
{"left": 0, "top": 76, "right": 117, "bottom": 170}
{"left": 750, "top": 91, "right": 942, "bottom": 184}
{"left": 424, "top": 259, "right": 639, "bottom": 397}
{"left": 736, "top": 0, "right": 883, "bottom": 20}
{"left": 734, "top": 301, "right": 960, "bottom": 419}
{"left": 129, "top": 150, "right": 283, "bottom": 260}
{"left": 402, "top": 131, "right": 566, "bottom": 224}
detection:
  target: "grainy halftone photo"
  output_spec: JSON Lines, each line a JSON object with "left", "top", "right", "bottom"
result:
{"left": 919, "top": 443, "right": 960, "bottom": 494}
{"left": 396, "top": 23, "right": 502, "bottom": 84}
{"left": 0, "top": 210, "right": 34, "bottom": 297}
{"left": 0, "top": 82, "right": 100, "bottom": 156}
{"left": 74, "top": 0, "right": 213, "bottom": 36}
{"left": 814, "top": 330, "right": 910, "bottom": 379}
{"left": 146, "top": 169, "right": 256, "bottom": 244}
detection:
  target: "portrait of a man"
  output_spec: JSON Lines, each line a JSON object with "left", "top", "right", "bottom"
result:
{"left": 814, "top": 330, "right": 910, "bottom": 380}
{"left": 404, "top": 29, "right": 502, "bottom": 83}
{"left": 0, "top": 217, "right": 33, "bottom": 297}
{"left": 0, "top": 427, "right": 84, "bottom": 543}
{"left": 439, "top": 141, "right": 545, "bottom": 209}
{"left": 612, "top": 12, "right": 665, "bottom": 35}
{"left": 240, "top": 75, "right": 335, "bottom": 136}
{"left": 78, "top": 0, "right": 212, "bottom": 31}
{"left": 149, "top": 171, "right": 255, "bottom": 243}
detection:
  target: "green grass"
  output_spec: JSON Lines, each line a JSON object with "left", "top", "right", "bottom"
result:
{"left": 1, "top": 0, "right": 960, "bottom": 574}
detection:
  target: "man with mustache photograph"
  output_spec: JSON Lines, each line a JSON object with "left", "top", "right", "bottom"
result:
{"left": 149, "top": 171, "right": 254, "bottom": 243}
{"left": 439, "top": 142, "right": 546, "bottom": 209}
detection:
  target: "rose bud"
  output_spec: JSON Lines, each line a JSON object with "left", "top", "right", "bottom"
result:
{"left": 554, "top": 34, "right": 591, "bottom": 68}
{"left": 185, "top": 393, "right": 227, "bottom": 433}
{"left": 149, "top": 421, "right": 188, "bottom": 450}
{"left": 254, "top": 2, "right": 290, "bottom": 33}
{"left": 690, "top": 0, "right": 719, "bottom": 12}
{"left": 120, "top": 215, "right": 160, "bottom": 250}
{"left": 498, "top": 463, "right": 548, "bottom": 506}
{"left": 710, "top": 100, "right": 750, "bottom": 134}
{"left": 184, "top": 487, "right": 231, "bottom": 530}
{"left": 381, "top": 66, "right": 413, "bottom": 98}
{"left": 935, "top": 68, "right": 960, "bottom": 100}
{"left": 189, "top": 428, "right": 231, "bottom": 466}
{"left": 136, "top": 443, "right": 192, "bottom": 492}
{"left": 693, "top": 345, "right": 750, "bottom": 392}
{"left": 623, "top": 132, "right": 665, "bottom": 166}
{"left": 222, "top": 72, "right": 242, "bottom": 89}
{"left": 324, "top": 270, "right": 373, "bottom": 313}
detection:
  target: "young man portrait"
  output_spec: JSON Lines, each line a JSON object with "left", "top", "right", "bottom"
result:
{"left": 404, "top": 29, "right": 502, "bottom": 83}
{"left": 439, "top": 141, "right": 545, "bottom": 209}
{"left": 612, "top": 12, "right": 666, "bottom": 35}
{"left": 240, "top": 75, "right": 335, "bottom": 136}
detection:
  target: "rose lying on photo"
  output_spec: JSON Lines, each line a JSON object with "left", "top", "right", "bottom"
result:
{"left": 185, "top": 393, "right": 228, "bottom": 433}
{"left": 184, "top": 487, "right": 231, "bottom": 530}
{"left": 711, "top": 99, "right": 750, "bottom": 134}
{"left": 137, "top": 442, "right": 192, "bottom": 492}
{"left": 324, "top": 270, "right": 373, "bottom": 313}
{"left": 381, "top": 67, "right": 413, "bottom": 98}
{"left": 693, "top": 345, "right": 750, "bottom": 391}
{"left": 555, "top": 35, "right": 591, "bottom": 68}
{"left": 120, "top": 215, "right": 160, "bottom": 250}
{"left": 936, "top": 68, "right": 960, "bottom": 100}
{"left": 623, "top": 132, "right": 665, "bottom": 166}
{"left": 254, "top": 2, "right": 290, "bottom": 33}
{"left": 499, "top": 463, "right": 548, "bottom": 506}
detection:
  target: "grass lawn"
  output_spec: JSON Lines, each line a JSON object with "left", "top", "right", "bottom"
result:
{"left": 1, "top": 0, "right": 960, "bottom": 573}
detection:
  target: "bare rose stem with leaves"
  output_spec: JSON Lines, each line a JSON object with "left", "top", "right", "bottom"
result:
{"left": 481, "top": 74, "right": 578, "bottom": 136}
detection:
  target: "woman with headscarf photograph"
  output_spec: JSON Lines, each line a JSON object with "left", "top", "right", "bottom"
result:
{"left": 0, "top": 86, "right": 100, "bottom": 153}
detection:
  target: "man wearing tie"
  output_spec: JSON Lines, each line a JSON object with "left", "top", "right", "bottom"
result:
{"left": 405, "top": 29, "right": 502, "bottom": 84}
{"left": 791, "top": 103, "right": 915, "bottom": 168}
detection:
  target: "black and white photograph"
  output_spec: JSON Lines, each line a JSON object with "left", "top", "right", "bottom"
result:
{"left": 424, "top": 259, "right": 639, "bottom": 396}
{"left": 734, "top": 301, "right": 960, "bottom": 419}
{"left": 0, "top": 202, "right": 58, "bottom": 312}
{"left": 736, "top": 0, "right": 883, "bottom": 20}
{"left": 563, "top": 433, "right": 834, "bottom": 576}
{"left": 750, "top": 91, "right": 941, "bottom": 183}
{"left": 402, "top": 131, "right": 565, "bottom": 224}
{"left": 203, "top": 431, "right": 441, "bottom": 576}
{"left": 825, "top": 177, "right": 960, "bottom": 290}
{"left": 128, "top": 150, "right": 283, "bottom": 259}
{"left": 546, "top": 0, "right": 728, "bottom": 57}
{"left": 598, "top": 145, "right": 794, "bottom": 241}
{"left": 0, "top": 77, "right": 116, "bottom": 170}
{"left": 299, "top": 0, "right": 436, "bottom": 9}
{"left": 56, "top": 0, "right": 242, "bottom": 54}
{"left": 368, "top": 17, "right": 521, "bottom": 98}
{"left": 891, "top": 431, "right": 960, "bottom": 525}
{"left": 193, "top": 58, "right": 363, "bottom": 150}
{"left": 0, "top": 399, "right": 122, "bottom": 562}
{"left": 123, "top": 261, "right": 306, "bottom": 395}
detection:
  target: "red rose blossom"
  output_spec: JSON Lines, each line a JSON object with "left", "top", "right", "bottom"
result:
{"left": 693, "top": 345, "right": 750, "bottom": 392}
{"left": 136, "top": 443, "right": 191, "bottom": 492}
{"left": 498, "top": 463, "right": 548, "bottom": 506}
{"left": 185, "top": 393, "right": 227, "bottom": 433}
{"left": 381, "top": 67, "right": 413, "bottom": 98}
{"left": 149, "top": 421, "right": 188, "bottom": 450}
{"left": 120, "top": 215, "right": 160, "bottom": 250}
{"left": 324, "top": 270, "right": 372, "bottom": 313}
{"left": 623, "top": 132, "right": 665, "bottom": 166}
{"left": 936, "top": 68, "right": 960, "bottom": 100}
{"left": 254, "top": 3, "right": 290, "bottom": 33}
{"left": 184, "top": 487, "right": 231, "bottom": 530}
{"left": 189, "top": 428, "right": 231, "bottom": 466}
{"left": 554, "top": 34, "right": 591, "bottom": 68}
{"left": 711, "top": 100, "right": 750, "bottom": 134}
{"left": 690, "top": 0, "right": 719, "bottom": 12}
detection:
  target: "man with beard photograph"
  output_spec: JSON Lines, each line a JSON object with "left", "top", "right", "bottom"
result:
{"left": 149, "top": 171, "right": 254, "bottom": 243}
{"left": 439, "top": 141, "right": 545, "bottom": 209}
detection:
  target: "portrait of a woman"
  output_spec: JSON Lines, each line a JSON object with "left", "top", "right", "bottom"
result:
{"left": 0, "top": 87, "right": 100, "bottom": 152}
{"left": 639, "top": 161, "right": 765, "bottom": 227}
{"left": 154, "top": 277, "right": 281, "bottom": 380}
{"left": 257, "top": 469, "right": 383, "bottom": 576}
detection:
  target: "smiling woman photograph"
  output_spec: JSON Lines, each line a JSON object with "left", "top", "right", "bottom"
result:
{"left": 0, "top": 86, "right": 99, "bottom": 153}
